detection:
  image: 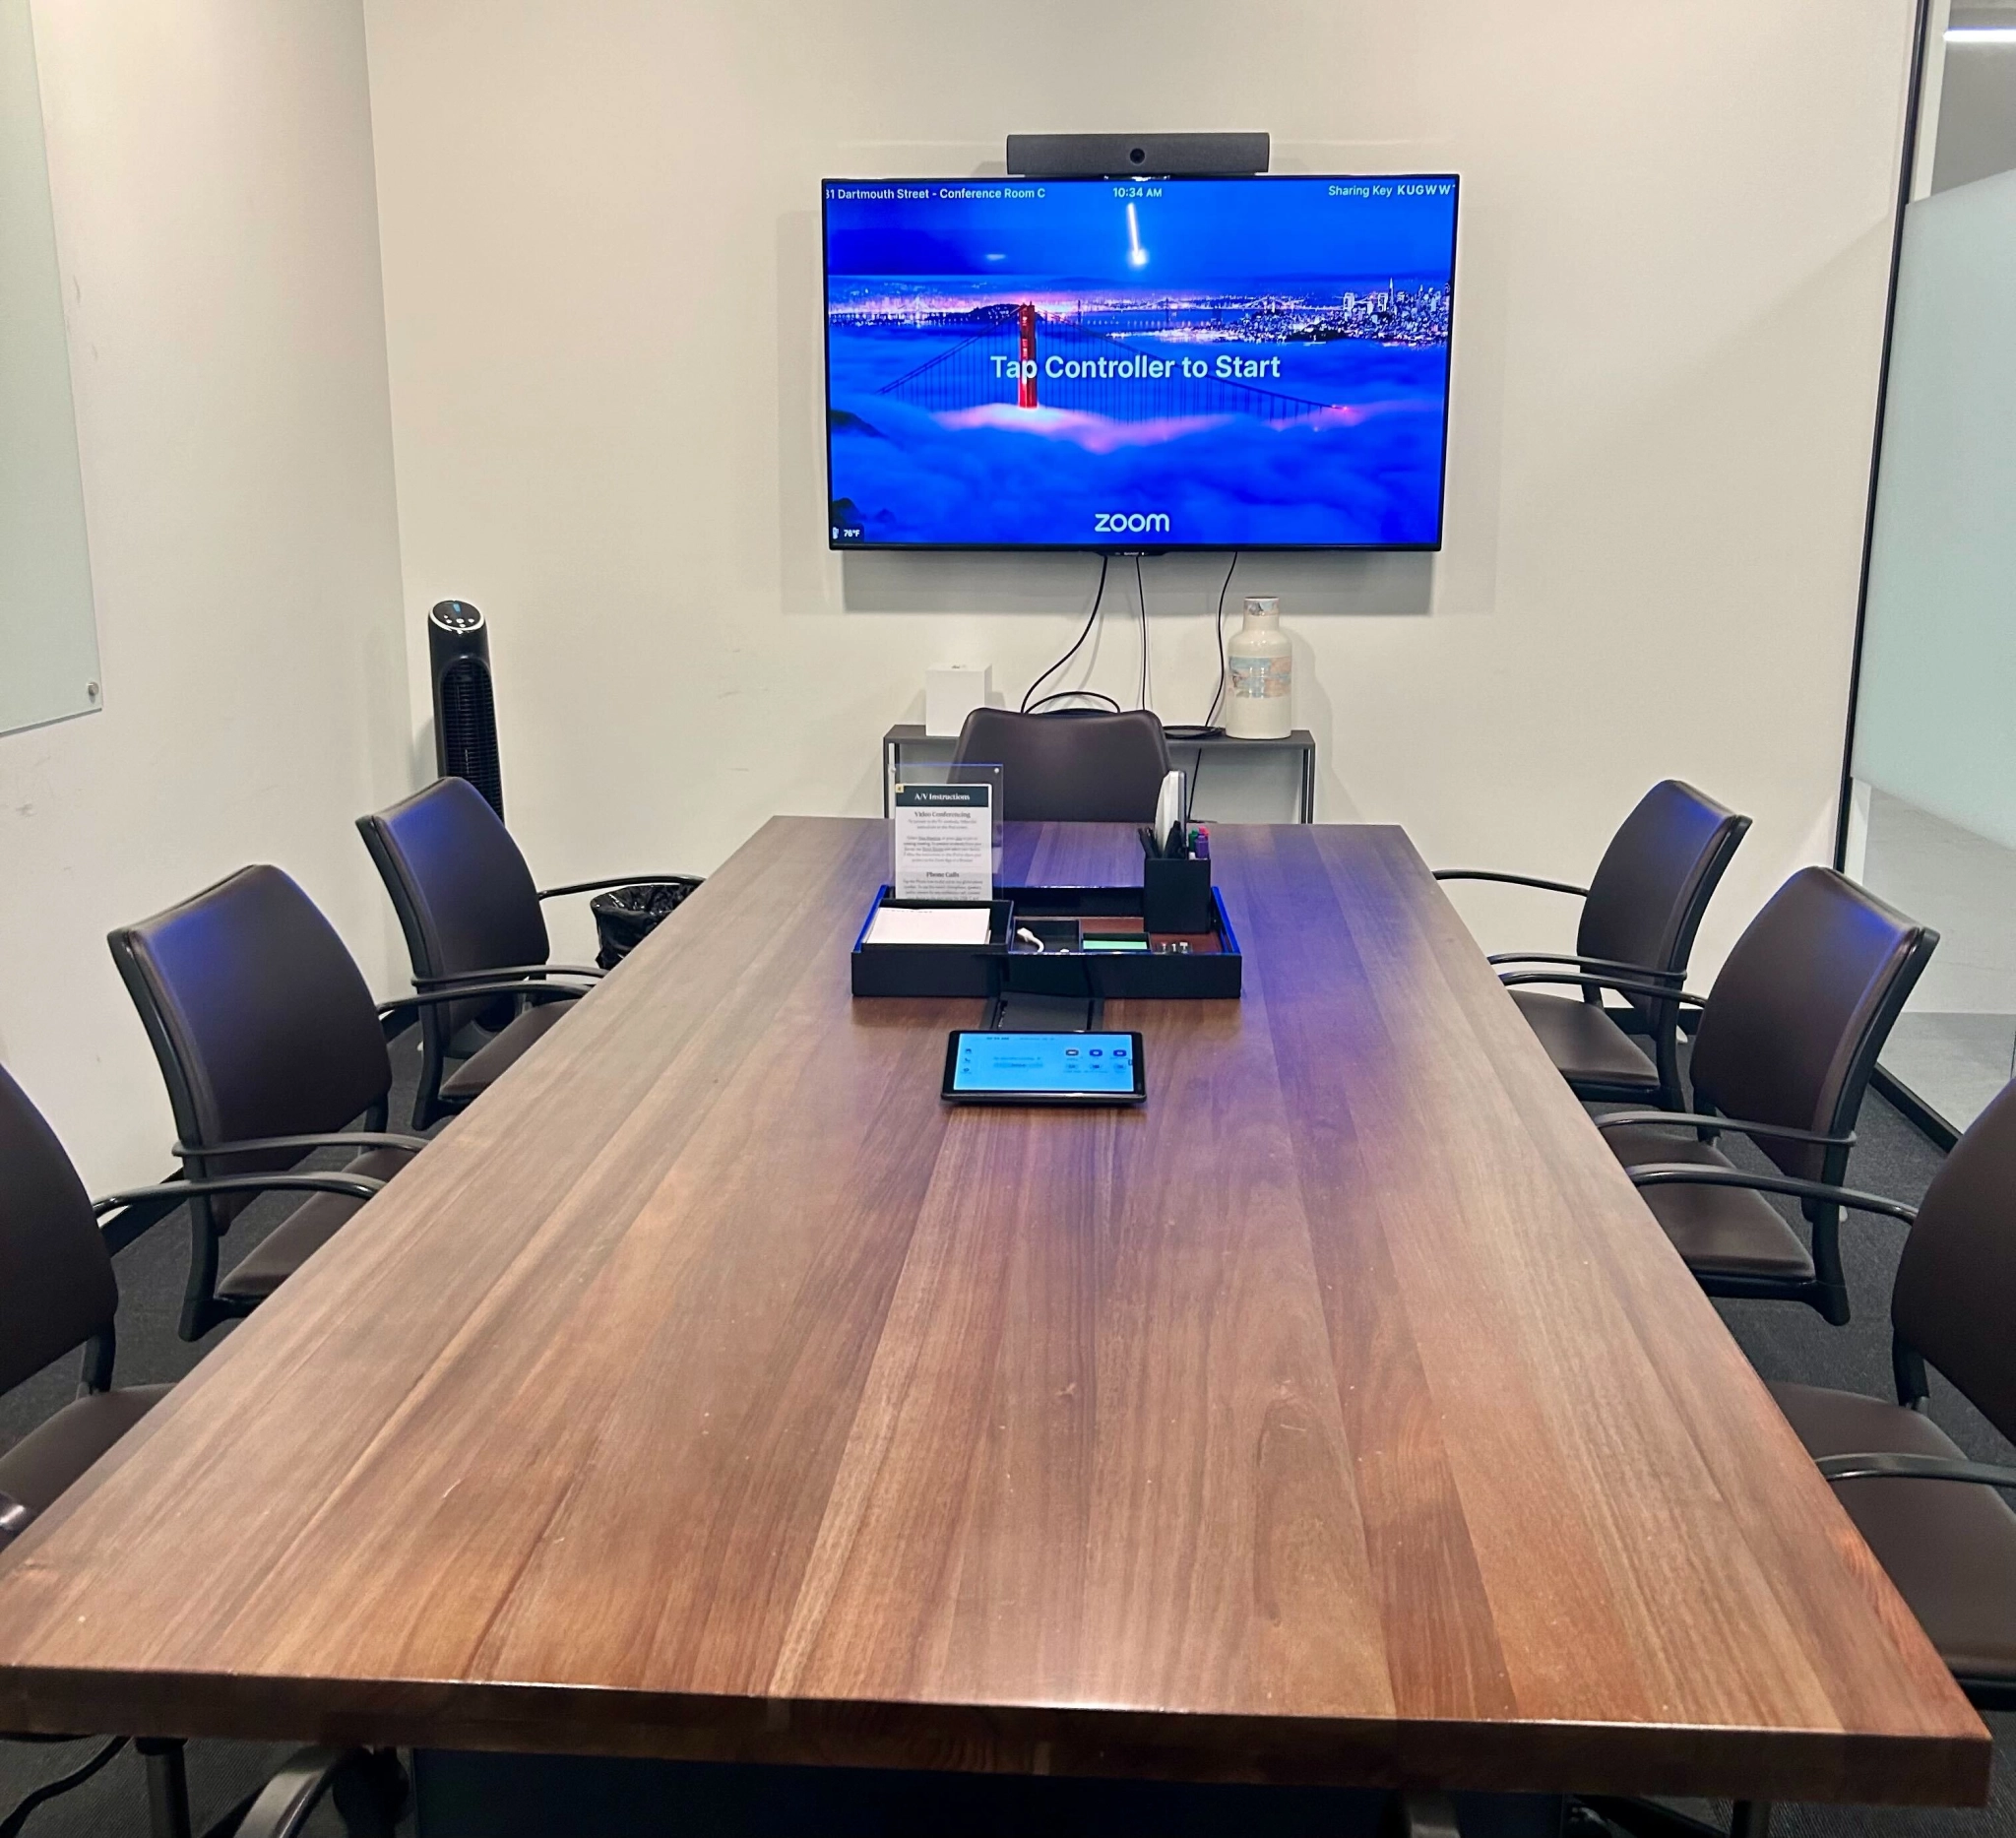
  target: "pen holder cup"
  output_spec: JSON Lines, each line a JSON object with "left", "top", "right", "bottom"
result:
{"left": 1142, "top": 855, "right": 1215, "bottom": 934}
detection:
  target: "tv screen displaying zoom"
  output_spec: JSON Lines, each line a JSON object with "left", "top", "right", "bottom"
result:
{"left": 822, "top": 173, "right": 1458, "bottom": 551}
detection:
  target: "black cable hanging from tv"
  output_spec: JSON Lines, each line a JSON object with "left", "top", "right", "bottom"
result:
{"left": 1022, "top": 555, "right": 1121, "bottom": 714}
{"left": 1135, "top": 553, "right": 1149, "bottom": 711}
{"left": 1165, "top": 549, "right": 1238, "bottom": 740}
{"left": 1204, "top": 548, "right": 1239, "bottom": 729}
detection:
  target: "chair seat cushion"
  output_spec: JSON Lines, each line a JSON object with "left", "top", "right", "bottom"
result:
{"left": 1508, "top": 990, "right": 1660, "bottom": 1092}
{"left": 218, "top": 1145, "right": 412, "bottom": 1302}
{"left": 1601, "top": 1122, "right": 1814, "bottom": 1282}
{"left": 439, "top": 1000, "right": 572, "bottom": 1104}
{"left": 1771, "top": 1381, "right": 2016, "bottom": 1686}
{"left": 0, "top": 1384, "right": 171, "bottom": 1515}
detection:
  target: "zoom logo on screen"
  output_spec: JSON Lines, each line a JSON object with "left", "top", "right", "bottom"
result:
{"left": 1093, "top": 511, "right": 1170, "bottom": 536}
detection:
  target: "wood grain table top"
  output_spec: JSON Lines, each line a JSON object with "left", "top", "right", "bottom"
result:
{"left": 0, "top": 820, "right": 1988, "bottom": 1804}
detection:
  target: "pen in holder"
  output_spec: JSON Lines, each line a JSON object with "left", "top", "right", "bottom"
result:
{"left": 1142, "top": 848, "right": 1215, "bottom": 934}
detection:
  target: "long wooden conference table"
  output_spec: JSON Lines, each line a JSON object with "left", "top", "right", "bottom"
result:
{"left": 0, "top": 819, "right": 1988, "bottom": 1819}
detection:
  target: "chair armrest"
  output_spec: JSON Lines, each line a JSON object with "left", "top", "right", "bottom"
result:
{"left": 1431, "top": 869, "right": 1589, "bottom": 897}
{"left": 1817, "top": 1451, "right": 2016, "bottom": 1493}
{"left": 536, "top": 874, "right": 700, "bottom": 900}
{"left": 1496, "top": 971, "right": 1709, "bottom": 1005}
{"left": 1485, "top": 951, "right": 1683, "bottom": 981}
{"left": 378, "top": 981, "right": 586, "bottom": 1019}
{"left": 172, "top": 1131, "right": 429, "bottom": 1162}
{"left": 411, "top": 963, "right": 602, "bottom": 987}
{"left": 1594, "top": 1109, "right": 1855, "bottom": 1151}
{"left": 94, "top": 1173, "right": 391, "bottom": 1217}
{"left": 0, "top": 1490, "right": 32, "bottom": 1550}
{"left": 1625, "top": 1163, "right": 1916, "bottom": 1223}
{"left": 233, "top": 1746, "right": 402, "bottom": 1838}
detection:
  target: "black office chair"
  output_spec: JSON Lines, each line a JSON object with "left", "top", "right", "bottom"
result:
{"left": 0, "top": 1060, "right": 399, "bottom": 1838}
{"left": 953, "top": 707, "right": 1170, "bottom": 823}
{"left": 1436, "top": 781, "right": 1750, "bottom": 1109}
{"left": 359, "top": 777, "right": 698, "bottom": 1127}
{"left": 107, "top": 865, "right": 545, "bottom": 1338}
{"left": 1681, "top": 1075, "right": 2016, "bottom": 1711}
{"left": 1551, "top": 867, "right": 1936, "bottom": 1325}
{"left": 1588, "top": 1086, "right": 2016, "bottom": 1838}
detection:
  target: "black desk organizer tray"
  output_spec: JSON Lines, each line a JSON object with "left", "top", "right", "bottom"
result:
{"left": 850, "top": 885, "right": 1241, "bottom": 999}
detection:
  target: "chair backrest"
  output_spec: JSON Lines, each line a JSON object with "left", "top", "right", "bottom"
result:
{"left": 357, "top": 776, "right": 548, "bottom": 1037}
{"left": 954, "top": 708, "right": 1171, "bottom": 823}
{"left": 0, "top": 1064, "right": 117, "bottom": 1394}
{"left": 1892, "top": 1076, "right": 2016, "bottom": 1447}
{"left": 108, "top": 865, "right": 392, "bottom": 1172}
{"left": 1577, "top": 781, "right": 1750, "bottom": 1021}
{"left": 1689, "top": 867, "right": 1936, "bottom": 1181}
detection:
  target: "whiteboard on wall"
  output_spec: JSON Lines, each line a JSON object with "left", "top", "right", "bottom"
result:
{"left": 0, "top": 0, "right": 99, "bottom": 737}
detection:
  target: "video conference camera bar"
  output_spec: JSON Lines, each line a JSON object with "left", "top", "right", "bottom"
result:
{"left": 1005, "top": 133, "right": 1270, "bottom": 180}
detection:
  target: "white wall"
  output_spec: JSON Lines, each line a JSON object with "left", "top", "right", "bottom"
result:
{"left": 362, "top": 0, "right": 1916, "bottom": 973}
{"left": 0, "top": 0, "right": 409, "bottom": 1187}
{"left": 0, "top": 1, "right": 1918, "bottom": 1178}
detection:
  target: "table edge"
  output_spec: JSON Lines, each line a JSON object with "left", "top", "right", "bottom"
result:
{"left": 0, "top": 1669, "right": 1987, "bottom": 1806}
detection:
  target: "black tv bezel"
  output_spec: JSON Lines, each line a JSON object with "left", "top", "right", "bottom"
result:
{"left": 819, "top": 170, "right": 1461, "bottom": 555}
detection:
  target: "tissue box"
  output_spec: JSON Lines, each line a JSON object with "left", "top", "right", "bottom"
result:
{"left": 924, "top": 665, "right": 992, "bottom": 739}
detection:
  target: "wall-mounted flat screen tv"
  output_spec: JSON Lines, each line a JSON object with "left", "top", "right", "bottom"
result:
{"left": 822, "top": 173, "right": 1458, "bottom": 551}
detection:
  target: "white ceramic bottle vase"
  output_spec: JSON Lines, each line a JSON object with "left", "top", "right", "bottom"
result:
{"left": 1225, "top": 596, "right": 1292, "bottom": 739}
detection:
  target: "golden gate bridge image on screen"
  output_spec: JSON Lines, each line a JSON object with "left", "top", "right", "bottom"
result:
{"left": 869, "top": 301, "right": 1341, "bottom": 424}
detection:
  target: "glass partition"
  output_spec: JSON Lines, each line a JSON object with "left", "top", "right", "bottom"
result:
{"left": 1847, "top": 52, "right": 2016, "bottom": 1131}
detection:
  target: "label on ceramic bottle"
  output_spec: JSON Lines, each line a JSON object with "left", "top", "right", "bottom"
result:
{"left": 1230, "top": 655, "right": 1291, "bottom": 699}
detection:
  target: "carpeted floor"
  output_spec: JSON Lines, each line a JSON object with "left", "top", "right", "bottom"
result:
{"left": 1, "top": 1032, "right": 2009, "bottom": 1836}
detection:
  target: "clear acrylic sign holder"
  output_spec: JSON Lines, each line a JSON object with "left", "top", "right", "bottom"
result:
{"left": 887, "top": 759, "right": 1004, "bottom": 884}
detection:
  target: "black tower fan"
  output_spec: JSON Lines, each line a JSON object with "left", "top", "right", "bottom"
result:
{"left": 428, "top": 600, "right": 503, "bottom": 817}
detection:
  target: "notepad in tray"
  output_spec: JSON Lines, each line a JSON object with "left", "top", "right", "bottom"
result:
{"left": 861, "top": 905, "right": 995, "bottom": 947}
